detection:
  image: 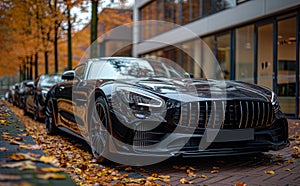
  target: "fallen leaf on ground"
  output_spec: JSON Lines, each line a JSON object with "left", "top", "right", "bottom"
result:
{"left": 284, "top": 168, "right": 292, "bottom": 171}
{"left": 211, "top": 169, "right": 219, "bottom": 174}
{"left": 18, "top": 133, "right": 29, "bottom": 137}
{"left": 0, "top": 119, "right": 10, "bottom": 125}
{"left": 200, "top": 174, "right": 207, "bottom": 178}
{"left": 37, "top": 167, "right": 65, "bottom": 173}
{"left": 1, "top": 160, "right": 36, "bottom": 170}
{"left": 40, "top": 156, "right": 59, "bottom": 165}
{"left": 7, "top": 153, "right": 39, "bottom": 161}
{"left": 147, "top": 174, "right": 170, "bottom": 182}
{"left": 188, "top": 166, "right": 196, "bottom": 171}
{"left": 0, "top": 147, "right": 8, "bottom": 151}
{"left": 286, "top": 159, "right": 295, "bottom": 164}
{"left": 173, "top": 165, "right": 187, "bottom": 170}
{"left": 293, "top": 146, "right": 300, "bottom": 152}
{"left": 10, "top": 140, "right": 24, "bottom": 145}
{"left": 37, "top": 173, "right": 66, "bottom": 180}
{"left": 275, "top": 154, "right": 284, "bottom": 158}
{"left": 27, "top": 152, "right": 42, "bottom": 158}
{"left": 19, "top": 144, "right": 40, "bottom": 150}
{"left": 0, "top": 113, "right": 11, "bottom": 117}
{"left": 7, "top": 153, "right": 26, "bottom": 161}
{"left": 264, "top": 170, "right": 275, "bottom": 175}
{"left": 235, "top": 182, "right": 247, "bottom": 186}
{"left": 123, "top": 177, "right": 146, "bottom": 184}
{"left": 125, "top": 167, "right": 133, "bottom": 171}
{"left": 291, "top": 153, "right": 300, "bottom": 158}
{"left": 180, "top": 178, "right": 193, "bottom": 184}
{"left": 0, "top": 174, "right": 21, "bottom": 181}
{"left": 276, "top": 162, "right": 283, "bottom": 166}
{"left": 187, "top": 169, "right": 196, "bottom": 177}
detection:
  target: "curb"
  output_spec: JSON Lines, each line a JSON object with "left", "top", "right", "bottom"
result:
{"left": 0, "top": 101, "right": 76, "bottom": 186}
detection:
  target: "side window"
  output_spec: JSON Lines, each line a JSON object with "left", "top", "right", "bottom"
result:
{"left": 74, "top": 65, "right": 86, "bottom": 79}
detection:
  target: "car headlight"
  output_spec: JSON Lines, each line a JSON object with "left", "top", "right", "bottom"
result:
{"left": 116, "top": 87, "right": 164, "bottom": 119}
{"left": 270, "top": 91, "right": 280, "bottom": 113}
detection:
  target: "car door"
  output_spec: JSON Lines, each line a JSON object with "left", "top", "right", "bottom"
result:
{"left": 57, "top": 64, "right": 88, "bottom": 135}
{"left": 25, "top": 83, "right": 35, "bottom": 113}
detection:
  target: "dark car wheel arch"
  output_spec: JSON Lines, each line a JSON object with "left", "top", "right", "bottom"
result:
{"left": 45, "top": 98, "right": 58, "bottom": 135}
{"left": 88, "top": 96, "right": 111, "bottom": 162}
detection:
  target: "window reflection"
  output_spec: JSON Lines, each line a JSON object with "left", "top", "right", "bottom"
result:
{"left": 87, "top": 59, "right": 185, "bottom": 79}
{"left": 182, "top": 0, "right": 190, "bottom": 25}
{"left": 277, "top": 17, "right": 297, "bottom": 115}
{"left": 236, "top": 25, "right": 254, "bottom": 83}
{"left": 140, "top": 0, "right": 235, "bottom": 40}
{"left": 216, "top": 33, "right": 231, "bottom": 80}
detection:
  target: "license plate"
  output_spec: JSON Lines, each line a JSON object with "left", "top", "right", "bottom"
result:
{"left": 205, "top": 129, "right": 254, "bottom": 143}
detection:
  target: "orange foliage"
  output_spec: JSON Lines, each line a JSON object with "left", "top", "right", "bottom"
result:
{"left": 0, "top": 1, "right": 132, "bottom": 77}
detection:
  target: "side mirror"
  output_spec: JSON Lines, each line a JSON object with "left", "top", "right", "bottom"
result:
{"left": 62, "top": 70, "right": 76, "bottom": 80}
{"left": 184, "top": 72, "right": 194, "bottom": 78}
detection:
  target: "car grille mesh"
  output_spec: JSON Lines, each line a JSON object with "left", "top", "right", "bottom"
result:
{"left": 176, "top": 100, "right": 274, "bottom": 129}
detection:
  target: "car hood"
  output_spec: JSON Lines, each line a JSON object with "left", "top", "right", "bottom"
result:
{"left": 125, "top": 78, "right": 272, "bottom": 103}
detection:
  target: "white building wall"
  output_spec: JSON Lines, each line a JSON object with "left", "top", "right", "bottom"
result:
{"left": 133, "top": 0, "right": 300, "bottom": 56}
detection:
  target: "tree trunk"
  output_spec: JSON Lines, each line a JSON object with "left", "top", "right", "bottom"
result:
{"left": 35, "top": 52, "right": 38, "bottom": 79}
{"left": 67, "top": 2, "right": 72, "bottom": 70}
{"left": 90, "top": 0, "right": 98, "bottom": 58}
{"left": 44, "top": 51, "right": 48, "bottom": 74}
{"left": 23, "top": 60, "right": 26, "bottom": 80}
{"left": 19, "top": 64, "right": 23, "bottom": 82}
{"left": 29, "top": 55, "right": 33, "bottom": 80}
{"left": 54, "top": 0, "right": 59, "bottom": 73}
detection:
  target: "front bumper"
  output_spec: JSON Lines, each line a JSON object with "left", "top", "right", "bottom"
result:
{"left": 109, "top": 117, "right": 289, "bottom": 158}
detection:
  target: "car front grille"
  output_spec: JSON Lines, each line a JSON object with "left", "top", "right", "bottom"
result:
{"left": 175, "top": 100, "right": 274, "bottom": 129}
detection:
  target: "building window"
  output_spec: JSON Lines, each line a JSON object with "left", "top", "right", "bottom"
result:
{"left": 202, "top": 0, "right": 213, "bottom": 16}
{"left": 235, "top": 25, "right": 254, "bottom": 83}
{"left": 139, "top": 0, "right": 235, "bottom": 41}
{"left": 202, "top": 35, "right": 216, "bottom": 78}
{"left": 182, "top": 0, "right": 190, "bottom": 25}
{"left": 181, "top": 40, "right": 203, "bottom": 78}
{"left": 191, "top": 0, "right": 201, "bottom": 20}
{"left": 141, "top": 5, "right": 149, "bottom": 40}
{"left": 257, "top": 23, "right": 273, "bottom": 90}
{"left": 216, "top": 32, "right": 231, "bottom": 80}
{"left": 277, "top": 16, "right": 297, "bottom": 115}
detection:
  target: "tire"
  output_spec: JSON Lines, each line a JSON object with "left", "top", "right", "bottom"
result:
{"left": 89, "top": 96, "right": 110, "bottom": 163}
{"left": 45, "top": 99, "right": 57, "bottom": 135}
{"left": 23, "top": 102, "right": 28, "bottom": 116}
{"left": 33, "top": 99, "right": 40, "bottom": 121}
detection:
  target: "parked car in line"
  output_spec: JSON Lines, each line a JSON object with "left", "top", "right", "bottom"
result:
{"left": 10, "top": 83, "right": 20, "bottom": 106}
{"left": 7, "top": 85, "right": 14, "bottom": 103}
{"left": 24, "top": 74, "right": 62, "bottom": 120}
{"left": 45, "top": 57, "right": 289, "bottom": 163}
{"left": 15, "top": 80, "right": 34, "bottom": 109}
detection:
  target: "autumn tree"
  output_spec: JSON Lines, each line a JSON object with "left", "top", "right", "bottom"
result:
{"left": 90, "top": 0, "right": 98, "bottom": 58}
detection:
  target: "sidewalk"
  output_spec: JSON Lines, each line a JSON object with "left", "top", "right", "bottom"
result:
{"left": 0, "top": 101, "right": 76, "bottom": 186}
{"left": 1, "top": 99, "right": 300, "bottom": 186}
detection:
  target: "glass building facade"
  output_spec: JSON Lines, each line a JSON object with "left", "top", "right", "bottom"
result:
{"left": 134, "top": 0, "right": 300, "bottom": 117}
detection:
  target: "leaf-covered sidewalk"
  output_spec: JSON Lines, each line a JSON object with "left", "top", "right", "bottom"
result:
{"left": 0, "top": 101, "right": 76, "bottom": 186}
{"left": 2, "top": 99, "right": 300, "bottom": 186}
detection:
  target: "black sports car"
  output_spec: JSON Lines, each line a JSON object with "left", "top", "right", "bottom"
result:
{"left": 24, "top": 74, "right": 62, "bottom": 120}
{"left": 45, "top": 57, "right": 289, "bottom": 165}
{"left": 17, "top": 80, "right": 34, "bottom": 109}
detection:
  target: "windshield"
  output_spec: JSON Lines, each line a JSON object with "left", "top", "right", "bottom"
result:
{"left": 39, "top": 75, "right": 62, "bottom": 87}
{"left": 87, "top": 58, "right": 185, "bottom": 80}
